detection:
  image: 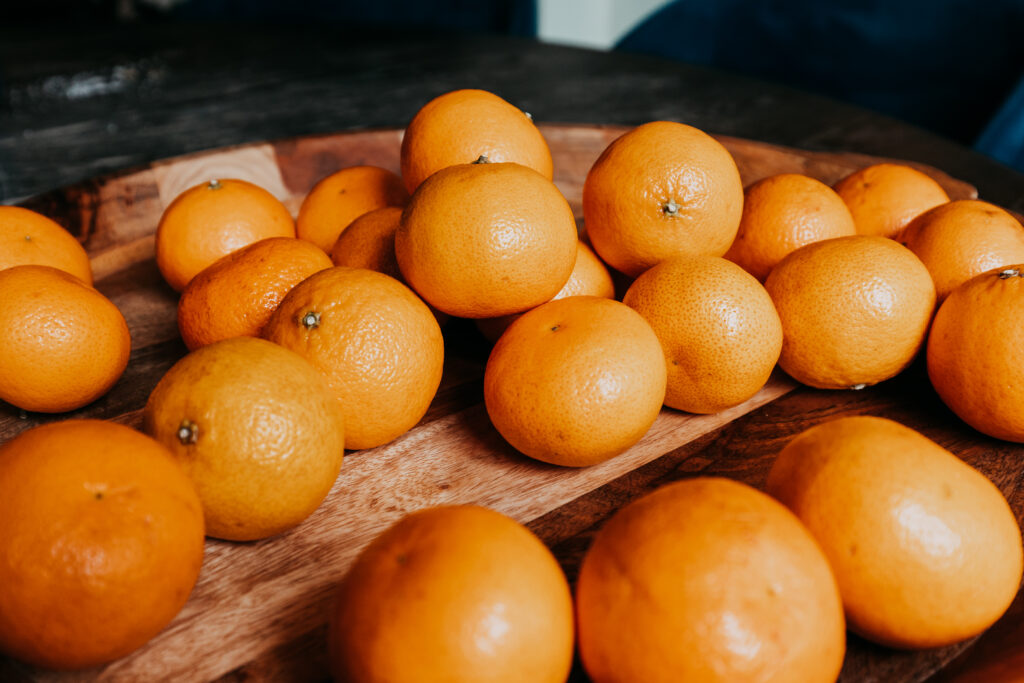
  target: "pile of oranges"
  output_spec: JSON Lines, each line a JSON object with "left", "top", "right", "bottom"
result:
{"left": 1, "top": 87, "right": 1023, "bottom": 681}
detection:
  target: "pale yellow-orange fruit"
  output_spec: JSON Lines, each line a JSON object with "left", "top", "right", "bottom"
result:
{"left": 624, "top": 255, "right": 782, "bottom": 413}
{"left": 765, "top": 235, "right": 935, "bottom": 389}
{"left": 143, "top": 337, "right": 345, "bottom": 541}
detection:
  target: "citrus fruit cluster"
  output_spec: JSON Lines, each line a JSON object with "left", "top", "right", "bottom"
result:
{"left": 0, "top": 87, "right": 1022, "bottom": 680}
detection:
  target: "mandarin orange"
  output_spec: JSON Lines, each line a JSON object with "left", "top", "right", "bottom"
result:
{"left": 330, "top": 206, "right": 404, "bottom": 279}
{"left": 0, "top": 420, "right": 204, "bottom": 670}
{"left": 297, "top": 165, "right": 408, "bottom": 253}
{"left": 475, "top": 240, "right": 615, "bottom": 342}
{"left": 624, "top": 255, "right": 782, "bottom": 413}
{"left": 400, "top": 89, "right": 553, "bottom": 194}
{"left": 764, "top": 235, "right": 935, "bottom": 389}
{"left": 577, "top": 477, "right": 845, "bottom": 683}
{"left": 0, "top": 265, "right": 130, "bottom": 413}
{"left": 927, "top": 265, "right": 1024, "bottom": 441}
{"left": 767, "top": 416, "right": 1023, "bottom": 648}
{"left": 143, "top": 337, "right": 344, "bottom": 541}
{"left": 583, "top": 120, "right": 744, "bottom": 277}
{"left": 328, "top": 505, "right": 574, "bottom": 683}
{"left": 0, "top": 205, "right": 92, "bottom": 284}
{"left": 724, "top": 173, "right": 856, "bottom": 281}
{"left": 901, "top": 199, "right": 1024, "bottom": 301}
{"left": 177, "top": 236, "right": 333, "bottom": 350}
{"left": 484, "top": 296, "right": 666, "bottom": 467}
{"left": 262, "top": 267, "right": 444, "bottom": 450}
{"left": 330, "top": 206, "right": 448, "bottom": 326}
{"left": 396, "top": 162, "right": 577, "bottom": 319}
{"left": 155, "top": 178, "right": 295, "bottom": 292}
{"left": 834, "top": 163, "right": 949, "bottom": 238}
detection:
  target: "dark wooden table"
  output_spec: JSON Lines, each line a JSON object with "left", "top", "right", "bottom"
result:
{"left": 2, "top": 23, "right": 1024, "bottom": 683}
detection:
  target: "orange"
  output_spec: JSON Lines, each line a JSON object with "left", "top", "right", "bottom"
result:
{"left": 576, "top": 477, "right": 845, "bottom": 683}
{"left": 328, "top": 504, "right": 574, "bottom": 683}
{"left": 484, "top": 296, "right": 666, "bottom": 467}
{"left": 396, "top": 162, "right": 577, "bottom": 319}
{"left": 297, "top": 165, "right": 409, "bottom": 253}
{"left": 0, "top": 419, "right": 204, "bottom": 670}
{"left": 623, "top": 255, "right": 783, "bottom": 414}
{"left": 143, "top": 337, "right": 344, "bottom": 541}
{"left": 330, "top": 206, "right": 405, "bottom": 279}
{"left": 764, "top": 235, "right": 935, "bottom": 389}
{"left": 0, "top": 205, "right": 93, "bottom": 285}
{"left": 0, "top": 265, "right": 130, "bottom": 413}
{"left": 900, "top": 199, "right": 1024, "bottom": 301}
{"left": 330, "top": 206, "right": 449, "bottom": 327}
{"left": 927, "top": 265, "right": 1024, "bottom": 441}
{"left": 833, "top": 162, "right": 950, "bottom": 238}
{"left": 582, "top": 120, "right": 744, "bottom": 277}
{"left": 723, "top": 173, "right": 857, "bottom": 281}
{"left": 262, "top": 267, "right": 444, "bottom": 450}
{"left": 475, "top": 240, "right": 615, "bottom": 342}
{"left": 155, "top": 178, "right": 295, "bottom": 292}
{"left": 767, "top": 416, "right": 1023, "bottom": 648}
{"left": 177, "top": 236, "right": 333, "bottom": 350}
{"left": 400, "top": 88, "right": 553, "bottom": 194}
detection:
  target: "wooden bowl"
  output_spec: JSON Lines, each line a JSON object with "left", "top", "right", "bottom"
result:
{"left": 6, "top": 125, "right": 1018, "bottom": 683}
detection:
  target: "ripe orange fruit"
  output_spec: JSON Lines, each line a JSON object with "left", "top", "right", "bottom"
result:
{"left": 330, "top": 206, "right": 449, "bottom": 327}
{"left": 767, "top": 416, "right": 1023, "bottom": 648}
{"left": 0, "top": 265, "right": 130, "bottom": 413}
{"left": 623, "top": 255, "right": 783, "bottom": 414}
{"left": 834, "top": 162, "right": 950, "bottom": 238}
{"left": 155, "top": 178, "right": 295, "bottom": 292}
{"left": 484, "top": 296, "right": 666, "bottom": 467}
{"left": 723, "top": 173, "right": 857, "bottom": 281}
{"left": 262, "top": 267, "right": 444, "bottom": 450}
{"left": 582, "top": 120, "right": 744, "bottom": 277}
{"left": 764, "top": 235, "right": 935, "bottom": 389}
{"left": 297, "top": 165, "right": 409, "bottom": 253}
{"left": 577, "top": 477, "right": 845, "bottom": 683}
{"left": 0, "top": 205, "right": 92, "bottom": 285}
{"left": 400, "top": 88, "right": 553, "bottom": 194}
{"left": 330, "top": 206, "right": 404, "bottom": 279}
{"left": 328, "top": 504, "right": 574, "bottom": 683}
{"left": 396, "top": 162, "right": 577, "bottom": 319}
{"left": 177, "top": 236, "right": 333, "bottom": 351}
{"left": 143, "top": 337, "right": 344, "bottom": 541}
{"left": 475, "top": 240, "right": 615, "bottom": 342}
{"left": 0, "top": 419, "right": 204, "bottom": 670}
{"left": 900, "top": 199, "right": 1024, "bottom": 301}
{"left": 927, "top": 265, "right": 1024, "bottom": 441}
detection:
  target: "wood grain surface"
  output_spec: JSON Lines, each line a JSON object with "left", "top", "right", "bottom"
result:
{"left": 2, "top": 124, "right": 1019, "bottom": 683}
{"left": 4, "top": 26, "right": 1021, "bottom": 213}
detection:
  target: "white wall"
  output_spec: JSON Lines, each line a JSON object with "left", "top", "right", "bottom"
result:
{"left": 537, "top": 0, "right": 669, "bottom": 50}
